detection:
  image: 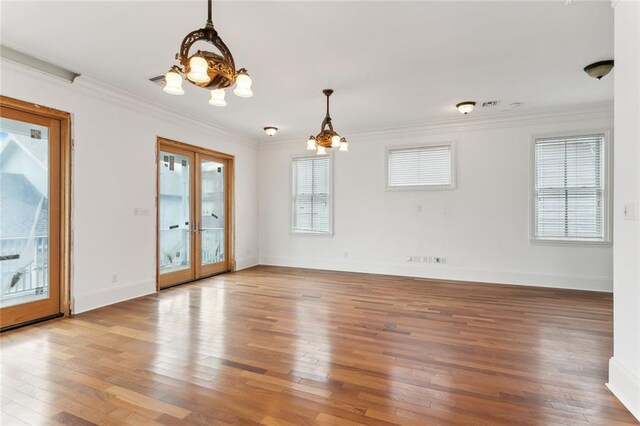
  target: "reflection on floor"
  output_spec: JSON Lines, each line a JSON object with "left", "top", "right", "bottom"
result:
{"left": 1, "top": 266, "right": 636, "bottom": 425}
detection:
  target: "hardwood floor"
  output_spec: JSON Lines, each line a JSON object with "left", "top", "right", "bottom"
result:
{"left": 1, "top": 266, "right": 637, "bottom": 425}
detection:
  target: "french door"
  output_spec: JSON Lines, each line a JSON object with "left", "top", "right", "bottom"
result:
{"left": 157, "top": 138, "right": 232, "bottom": 289}
{"left": 0, "top": 97, "right": 70, "bottom": 329}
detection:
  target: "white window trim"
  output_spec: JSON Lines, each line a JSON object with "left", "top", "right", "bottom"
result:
{"left": 290, "top": 152, "right": 334, "bottom": 236}
{"left": 384, "top": 141, "right": 457, "bottom": 191}
{"left": 529, "top": 129, "right": 613, "bottom": 246}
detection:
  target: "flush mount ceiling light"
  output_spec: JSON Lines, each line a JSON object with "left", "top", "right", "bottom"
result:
{"left": 263, "top": 126, "right": 278, "bottom": 137}
{"left": 306, "top": 89, "right": 348, "bottom": 154}
{"left": 456, "top": 101, "right": 476, "bottom": 115}
{"left": 584, "top": 60, "right": 614, "bottom": 80}
{"left": 162, "top": 0, "right": 253, "bottom": 105}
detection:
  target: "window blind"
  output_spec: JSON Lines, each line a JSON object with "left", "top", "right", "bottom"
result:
{"left": 387, "top": 144, "right": 453, "bottom": 188}
{"left": 534, "top": 134, "right": 605, "bottom": 241}
{"left": 292, "top": 156, "right": 331, "bottom": 233}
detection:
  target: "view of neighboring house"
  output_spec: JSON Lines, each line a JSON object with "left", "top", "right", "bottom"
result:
{"left": 0, "top": 129, "right": 49, "bottom": 307}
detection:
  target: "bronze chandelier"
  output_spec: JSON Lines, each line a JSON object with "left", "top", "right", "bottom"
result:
{"left": 163, "top": 0, "right": 252, "bottom": 106}
{"left": 306, "top": 89, "right": 348, "bottom": 154}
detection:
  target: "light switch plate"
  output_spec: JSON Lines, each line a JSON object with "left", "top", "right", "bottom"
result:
{"left": 134, "top": 207, "right": 151, "bottom": 216}
{"left": 624, "top": 202, "right": 637, "bottom": 220}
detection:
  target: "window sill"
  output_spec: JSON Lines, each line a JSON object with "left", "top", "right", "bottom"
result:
{"left": 385, "top": 184, "right": 456, "bottom": 192}
{"left": 530, "top": 238, "right": 612, "bottom": 247}
{"left": 291, "top": 230, "right": 334, "bottom": 237}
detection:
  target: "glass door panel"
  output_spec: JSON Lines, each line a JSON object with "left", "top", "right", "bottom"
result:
{"left": 198, "top": 158, "right": 227, "bottom": 275}
{"left": 157, "top": 140, "right": 231, "bottom": 289}
{"left": 0, "top": 107, "right": 62, "bottom": 328}
{"left": 158, "top": 149, "right": 195, "bottom": 288}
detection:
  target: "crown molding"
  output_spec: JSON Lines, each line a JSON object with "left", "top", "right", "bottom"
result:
{"left": 1, "top": 59, "right": 258, "bottom": 150}
{"left": 72, "top": 76, "right": 257, "bottom": 149}
{"left": 2, "top": 58, "right": 612, "bottom": 153}
{"left": 259, "top": 101, "right": 614, "bottom": 150}
{"left": 1, "top": 56, "right": 76, "bottom": 86}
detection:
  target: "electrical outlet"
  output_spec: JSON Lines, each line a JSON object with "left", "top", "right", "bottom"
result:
{"left": 424, "top": 256, "right": 446, "bottom": 264}
{"left": 624, "top": 202, "right": 637, "bottom": 220}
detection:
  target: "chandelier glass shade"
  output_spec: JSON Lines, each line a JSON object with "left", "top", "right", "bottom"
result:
{"left": 306, "top": 89, "right": 348, "bottom": 154}
{"left": 209, "top": 89, "right": 227, "bottom": 106}
{"left": 163, "top": 68, "right": 185, "bottom": 95}
{"left": 163, "top": 0, "right": 252, "bottom": 105}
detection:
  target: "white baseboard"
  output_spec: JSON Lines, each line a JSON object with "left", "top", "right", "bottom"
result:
{"left": 236, "top": 256, "right": 259, "bottom": 271}
{"left": 73, "top": 279, "right": 155, "bottom": 314}
{"left": 608, "top": 357, "right": 640, "bottom": 421}
{"left": 72, "top": 258, "right": 260, "bottom": 314}
{"left": 258, "top": 256, "right": 612, "bottom": 292}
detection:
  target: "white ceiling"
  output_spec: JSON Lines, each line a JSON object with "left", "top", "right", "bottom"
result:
{"left": 1, "top": 1, "right": 614, "bottom": 142}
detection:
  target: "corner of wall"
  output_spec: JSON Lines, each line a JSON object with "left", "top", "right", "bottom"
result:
{"left": 236, "top": 256, "right": 259, "bottom": 271}
{"left": 73, "top": 279, "right": 155, "bottom": 314}
{"left": 608, "top": 357, "right": 640, "bottom": 421}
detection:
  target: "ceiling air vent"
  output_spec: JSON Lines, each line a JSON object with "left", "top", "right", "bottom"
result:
{"left": 149, "top": 74, "right": 166, "bottom": 87}
{"left": 482, "top": 100, "right": 500, "bottom": 108}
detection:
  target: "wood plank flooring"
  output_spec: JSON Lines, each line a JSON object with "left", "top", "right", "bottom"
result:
{"left": 1, "top": 266, "right": 637, "bottom": 425}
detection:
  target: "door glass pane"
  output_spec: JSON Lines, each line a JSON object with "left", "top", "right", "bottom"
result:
{"left": 0, "top": 117, "right": 50, "bottom": 308}
{"left": 201, "top": 159, "right": 224, "bottom": 265}
{"left": 159, "top": 151, "right": 191, "bottom": 274}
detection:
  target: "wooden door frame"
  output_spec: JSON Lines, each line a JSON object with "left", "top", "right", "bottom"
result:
{"left": 0, "top": 95, "right": 72, "bottom": 324}
{"left": 156, "top": 137, "right": 235, "bottom": 291}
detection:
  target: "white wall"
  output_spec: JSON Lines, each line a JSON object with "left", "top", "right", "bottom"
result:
{"left": 259, "top": 108, "right": 614, "bottom": 292}
{"left": 609, "top": 0, "right": 640, "bottom": 421}
{"left": 0, "top": 62, "right": 260, "bottom": 314}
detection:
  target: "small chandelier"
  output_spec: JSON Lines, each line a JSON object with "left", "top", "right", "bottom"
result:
{"left": 306, "top": 89, "right": 348, "bottom": 154}
{"left": 162, "top": 0, "right": 253, "bottom": 105}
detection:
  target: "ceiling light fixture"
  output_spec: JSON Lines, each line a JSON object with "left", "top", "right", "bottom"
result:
{"left": 263, "top": 126, "right": 278, "bottom": 137}
{"left": 584, "top": 60, "right": 614, "bottom": 80}
{"left": 162, "top": 0, "right": 252, "bottom": 105}
{"left": 456, "top": 101, "right": 476, "bottom": 115}
{"left": 306, "top": 89, "right": 348, "bottom": 154}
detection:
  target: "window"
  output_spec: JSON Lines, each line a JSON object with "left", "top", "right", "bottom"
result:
{"left": 291, "top": 155, "right": 332, "bottom": 234}
{"left": 386, "top": 143, "right": 455, "bottom": 190}
{"left": 532, "top": 133, "right": 609, "bottom": 243}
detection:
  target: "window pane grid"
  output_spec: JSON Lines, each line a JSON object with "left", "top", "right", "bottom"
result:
{"left": 533, "top": 135, "right": 605, "bottom": 241}
{"left": 292, "top": 156, "right": 330, "bottom": 233}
